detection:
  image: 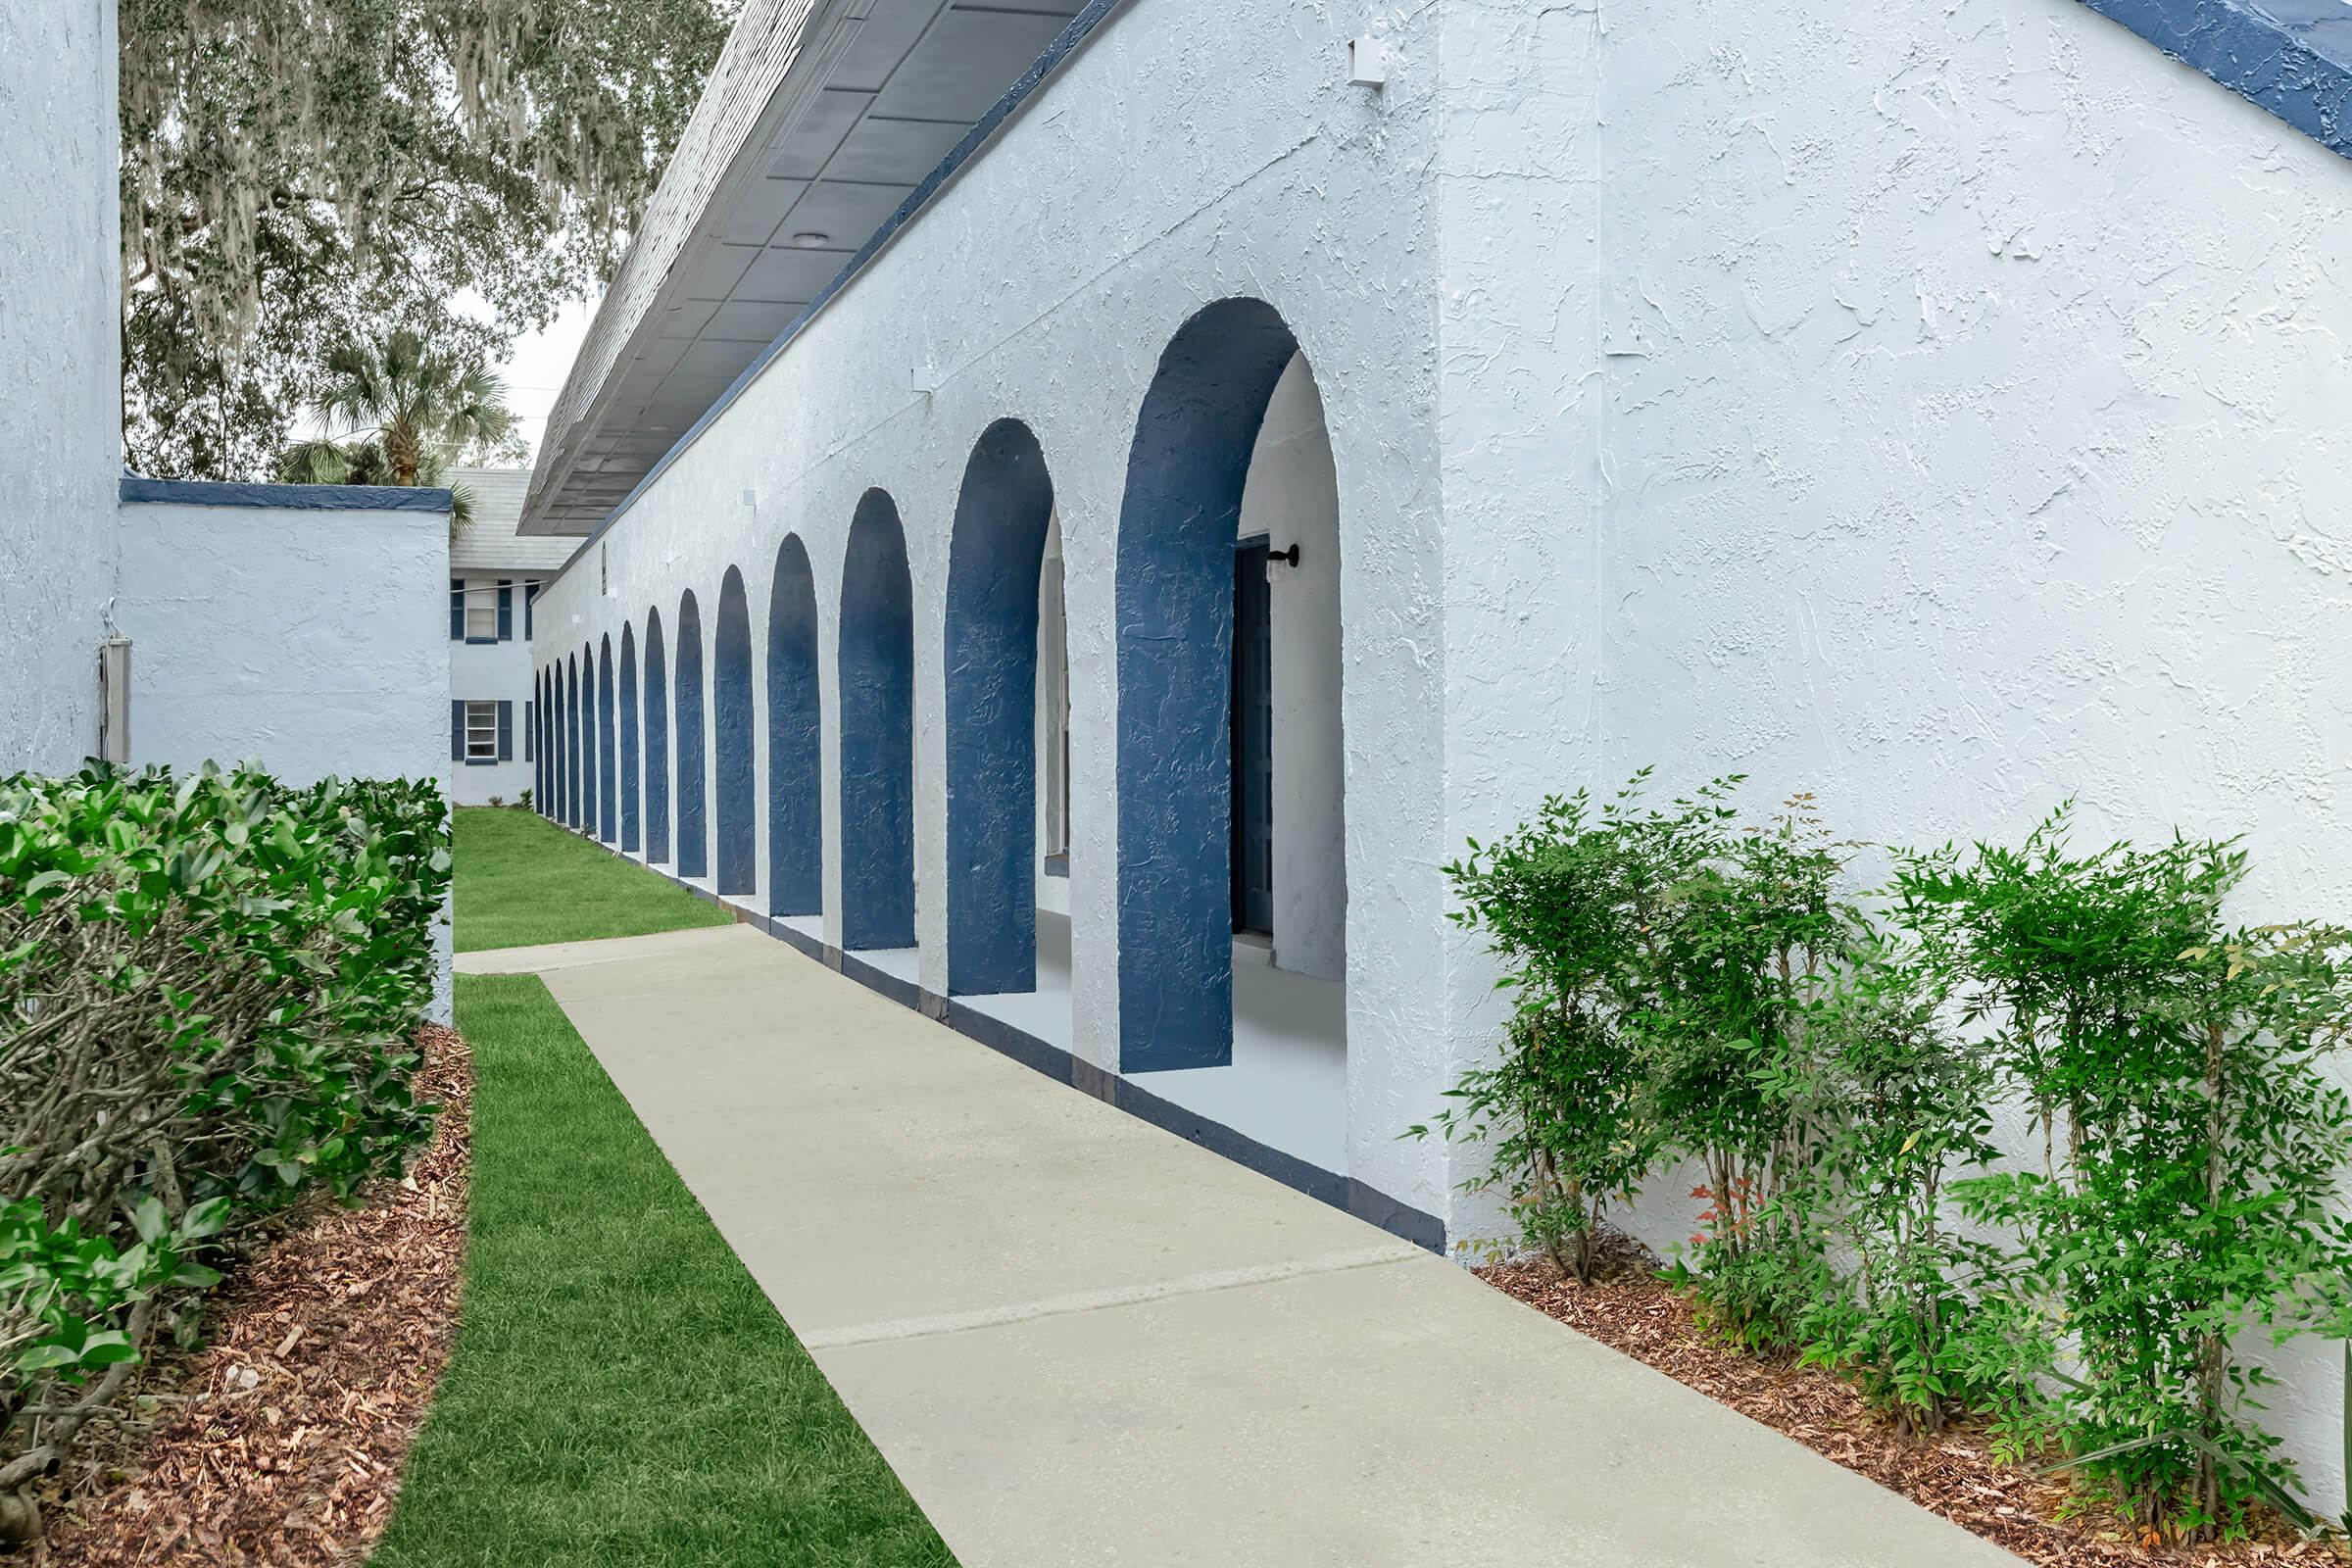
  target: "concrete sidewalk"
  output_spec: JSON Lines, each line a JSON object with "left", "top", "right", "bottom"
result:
{"left": 499, "top": 923, "right": 2021, "bottom": 1568}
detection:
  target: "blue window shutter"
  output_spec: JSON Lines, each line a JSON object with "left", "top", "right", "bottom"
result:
{"left": 497, "top": 700, "right": 514, "bottom": 760}
{"left": 450, "top": 580, "right": 465, "bottom": 641}
{"left": 524, "top": 582, "right": 537, "bottom": 640}
{"left": 450, "top": 701, "right": 465, "bottom": 761}
{"left": 524, "top": 700, "right": 534, "bottom": 761}
{"left": 497, "top": 580, "right": 514, "bottom": 640}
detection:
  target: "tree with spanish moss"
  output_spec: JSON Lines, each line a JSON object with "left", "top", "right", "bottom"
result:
{"left": 120, "top": 0, "right": 740, "bottom": 479}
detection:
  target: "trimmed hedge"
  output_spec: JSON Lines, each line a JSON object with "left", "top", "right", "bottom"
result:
{"left": 0, "top": 763, "right": 449, "bottom": 1543}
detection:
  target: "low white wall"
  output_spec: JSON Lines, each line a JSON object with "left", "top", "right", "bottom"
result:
{"left": 119, "top": 499, "right": 449, "bottom": 786}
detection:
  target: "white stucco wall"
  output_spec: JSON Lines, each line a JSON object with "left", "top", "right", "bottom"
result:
{"left": 1434, "top": 0, "right": 2352, "bottom": 1510}
{"left": 118, "top": 501, "right": 451, "bottom": 787}
{"left": 535, "top": 0, "right": 1450, "bottom": 1214}
{"left": 0, "top": 0, "right": 120, "bottom": 772}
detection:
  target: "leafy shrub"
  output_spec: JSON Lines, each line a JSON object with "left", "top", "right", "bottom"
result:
{"left": 0, "top": 762, "right": 449, "bottom": 1541}
{"left": 1432, "top": 780, "right": 2352, "bottom": 1544}
{"left": 1899, "top": 813, "right": 2352, "bottom": 1541}
{"left": 1416, "top": 783, "right": 1666, "bottom": 1281}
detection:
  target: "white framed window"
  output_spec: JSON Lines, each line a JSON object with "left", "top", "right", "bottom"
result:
{"left": 463, "top": 580, "right": 498, "bottom": 641}
{"left": 465, "top": 700, "right": 499, "bottom": 761}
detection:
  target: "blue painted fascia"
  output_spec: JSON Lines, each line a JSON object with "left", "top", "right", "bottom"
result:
{"left": 537, "top": 0, "right": 1130, "bottom": 588}
{"left": 122, "top": 476, "right": 454, "bottom": 512}
{"left": 2078, "top": 0, "right": 2352, "bottom": 156}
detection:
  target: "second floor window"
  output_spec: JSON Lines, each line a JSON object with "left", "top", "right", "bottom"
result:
{"left": 464, "top": 581, "right": 498, "bottom": 641}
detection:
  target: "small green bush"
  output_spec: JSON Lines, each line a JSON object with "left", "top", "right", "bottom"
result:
{"left": 0, "top": 762, "right": 449, "bottom": 1542}
{"left": 1432, "top": 778, "right": 2352, "bottom": 1545}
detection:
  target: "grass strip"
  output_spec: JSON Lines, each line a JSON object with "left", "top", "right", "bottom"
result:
{"left": 451, "top": 807, "right": 730, "bottom": 953}
{"left": 372, "top": 973, "right": 955, "bottom": 1567}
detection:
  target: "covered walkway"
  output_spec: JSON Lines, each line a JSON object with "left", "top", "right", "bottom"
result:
{"left": 457, "top": 924, "right": 2020, "bottom": 1568}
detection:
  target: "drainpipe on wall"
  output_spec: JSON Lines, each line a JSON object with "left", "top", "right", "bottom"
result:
{"left": 96, "top": 634, "right": 131, "bottom": 764}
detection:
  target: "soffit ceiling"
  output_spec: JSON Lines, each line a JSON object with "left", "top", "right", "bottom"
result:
{"left": 521, "top": 0, "right": 1086, "bottom": 535}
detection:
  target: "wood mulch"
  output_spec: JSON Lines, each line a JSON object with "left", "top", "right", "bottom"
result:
{"left": 1480, "top": 1245, "right": 2344, "bottom": 1568}
{"left": 32, "top": 1025, "right": 472, "bottom": 1566}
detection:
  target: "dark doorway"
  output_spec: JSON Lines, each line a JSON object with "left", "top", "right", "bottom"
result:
{"left": 1231, "top": 537, "right": 1273, "bottom": 936}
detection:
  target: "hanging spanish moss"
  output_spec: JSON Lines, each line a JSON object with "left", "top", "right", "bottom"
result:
{"left": 120, "top": 0, "right": 737, "bottom": 479}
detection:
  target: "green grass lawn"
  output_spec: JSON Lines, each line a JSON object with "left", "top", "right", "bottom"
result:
{"left": 373, "top": 974, "right": 955, "bottom": 1567}
{"left": 452, "top": 807, "right": 731, "bottom": 953}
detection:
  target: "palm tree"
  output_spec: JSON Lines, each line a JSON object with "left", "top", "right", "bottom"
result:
{"left": 275, "top": 329, "right": 517, "bottom": 533}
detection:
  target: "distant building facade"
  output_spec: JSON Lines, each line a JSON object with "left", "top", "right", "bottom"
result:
{"left": 447, "top": 468, "right": 572, "bottom": 806}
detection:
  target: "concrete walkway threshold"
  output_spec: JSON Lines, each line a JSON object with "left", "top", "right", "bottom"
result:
{"left": 501, "top": 924, "right": 2022, "bottom": 1567}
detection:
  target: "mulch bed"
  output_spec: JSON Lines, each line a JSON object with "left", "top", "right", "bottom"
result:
{"left": 34, "top": 1025, "right": 472, "bottom": 1566}
{"left": 1480, "top": 1247, "right": 2343, "bottom": 1568}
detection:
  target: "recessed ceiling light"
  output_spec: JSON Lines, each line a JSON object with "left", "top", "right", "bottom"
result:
{"left": 790, "top": 230, "right": 830, "bottom": 248}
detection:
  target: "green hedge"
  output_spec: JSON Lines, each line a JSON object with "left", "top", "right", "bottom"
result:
{"left": 0, "top": 762, "right": 450, "bottom": 1543}
{"left": 1423, "top": 774, "right": 2352, "bottom": 1545}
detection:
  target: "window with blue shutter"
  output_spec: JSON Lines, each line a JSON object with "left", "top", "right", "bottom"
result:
{"left": 524, "top": 581, "right": 538, "bottom": 641}
{"left": 450, "top": 700, "right": 465, "bottom": 760}
{"left": 524, "top": 700, "right": 534, "bottom": 761}
{"left": 496, "top": 580, "right": 514, "bottom": 640}
{"left": 497, "top": 700, "right": 514, "bottom": 760}
{"left": 449, "top": 580, "right": 465, "bottom": 641}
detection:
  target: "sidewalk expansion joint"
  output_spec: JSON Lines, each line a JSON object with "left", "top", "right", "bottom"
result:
{"left": 798, "top": 1243, "right": 1427, "bottom": 1350}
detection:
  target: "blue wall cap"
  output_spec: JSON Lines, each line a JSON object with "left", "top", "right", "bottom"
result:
{"left": 2080, "top": 0, "right": 2352, "bottom": 156}
{"left": 122, "top": 476, "right": 455, "bottom": 513}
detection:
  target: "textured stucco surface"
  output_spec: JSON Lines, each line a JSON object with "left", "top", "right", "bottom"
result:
{"left": 535, "top": 0, "right": 1446, "bottom": 1209}
{"left": 535, "top": 0, "right": 2352, "bottom": 1495}
{"left": 1435, "top": 0, "right": 2352, "bottom": 1510}
{"left": 0, "top": 0, "right": 120, "bottom": 771}
{"left": 117, "top": 502, "right": 448, "bottom": 787}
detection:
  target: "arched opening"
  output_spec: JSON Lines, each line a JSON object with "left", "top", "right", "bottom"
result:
{"left": 598, "top": 635, "right": 618, "bottom": 843}
{"left": 674, "top": 590, "right": 710, "bottom": 880}
{"left": 536, "top": 667, "right": 551, "bottom": 814}
{"left": 944, "top": 418, "right": 1058, "bottom": 1009}
{"left": 580, "top": 642, "right": 599, "bottom": 834}
{"left": 620, "top": 624, "right": 642, "bottom": 853}
{"left": 541, "top": 666, "right": 556, "bottom": 815}
{"left": 766, "top": 536, "right": 822, "bottom": 921}
{"left": 713, "top": 566, "right": 757, "bottom": 896}
{"left": 1113, "top": 299, "right": 1348, "bottom": 1173}
{"left": 645, "top": 608, "right": 672, "bottom": 864}
{"left": 565, "top": 653, "right": 583, "bottom": 828}
{"left": 838, "top": 489, "right": 915, "bottom": 954}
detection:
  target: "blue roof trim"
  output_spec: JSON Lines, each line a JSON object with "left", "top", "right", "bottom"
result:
{"left": 122, "top": 476, "right": 454, "bottom": 513}
{"left": 543, "top": 0, "right": 1129, "bottom": 586}
{"left": 2079, "top": 0, "right": 2352, "bottom": 155}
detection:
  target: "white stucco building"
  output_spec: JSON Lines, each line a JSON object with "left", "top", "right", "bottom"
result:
{"left": 447, "top": 467, "right": 571, "bottom": 805}
{"left": 2, "top": 1, "right": 450, "bottom": 1006}
{"left": 512, "top": 0, "right": 2352, "bottom": 1501}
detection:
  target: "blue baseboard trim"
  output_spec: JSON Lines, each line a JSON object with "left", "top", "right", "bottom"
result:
{"left": 2077, "top": 0, "right": 2352, "bottom": 159}
{"left": 552, "top": 819, "right": 1446, "bottom": 1255}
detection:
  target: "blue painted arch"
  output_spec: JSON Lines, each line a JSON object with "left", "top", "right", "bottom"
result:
{"left": 565, "top": 654, "right": 583, "bottom": 828}
{"left": 581, "top": 643, "right": 600, "bottom": 834}
{"left": 838, "top": 490, "right": 916, "bottom": 951}
{"left": 766, "top": 536, "right": 823, "bottom": 917}
{"left": 598, "top": 636, "right": 618, "bottom": 843}
{"left": 945, "top": 418, "right": 1055, "bottom": 996}
{"left": 713, "top": 567, "right": 758, "bottom": 896}
{"left": 645, "top": 609, "right": 672, "bottom": 864}
{"left": 674, "top": 591, "right": 710, "bottom": 880}
{"left": 1114, "top": 298, "right": 1308, "bottom": 1072}
{"left": 620, "top": 624, "right": 642, "bottom": 853}
{"left": 536, "top": 668, "right": 550, "bottom": 812}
